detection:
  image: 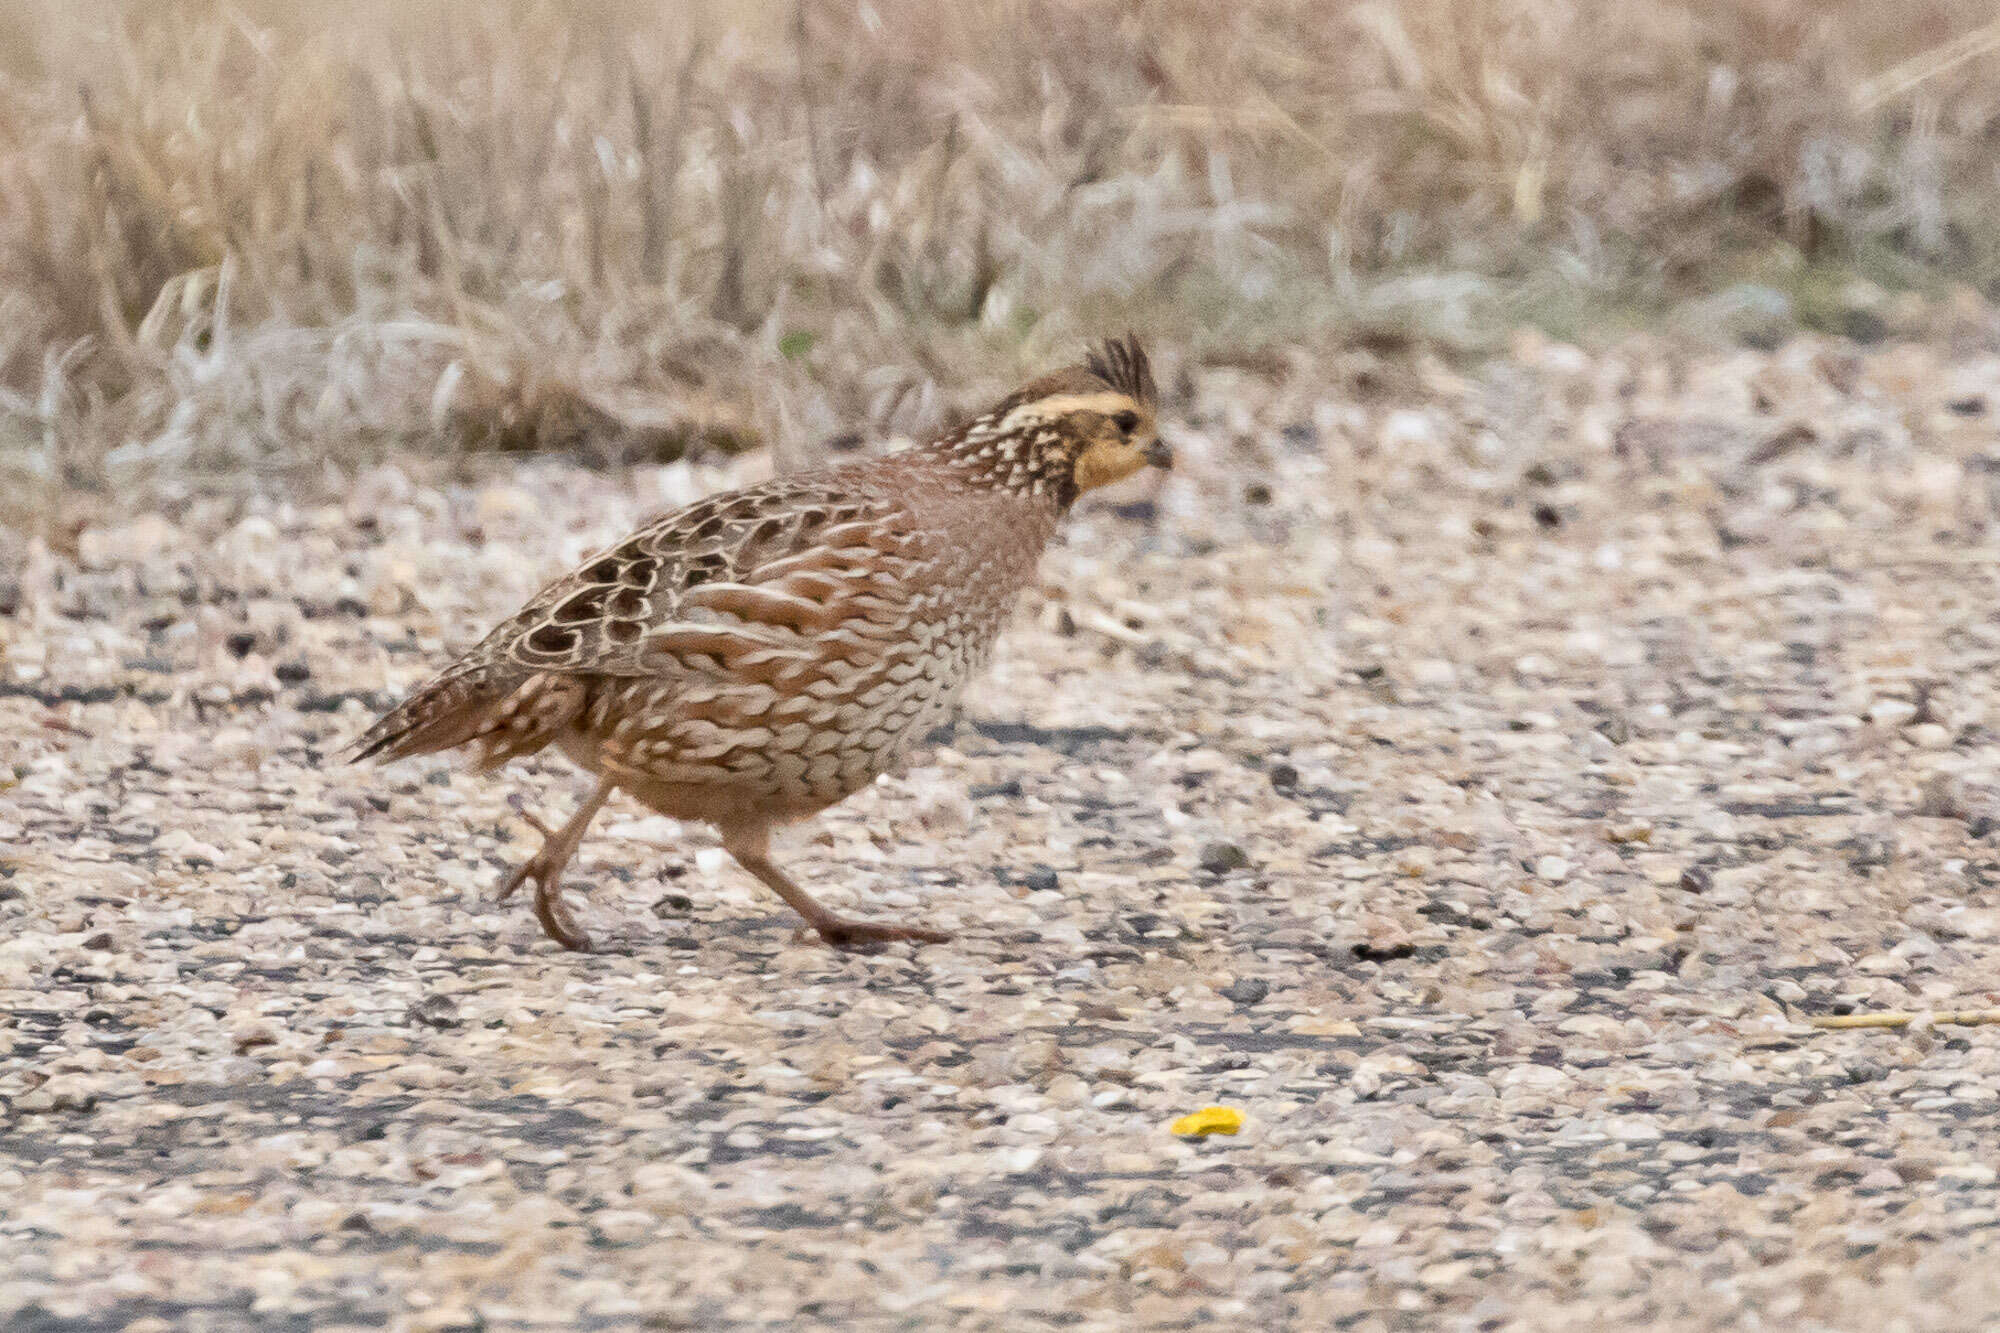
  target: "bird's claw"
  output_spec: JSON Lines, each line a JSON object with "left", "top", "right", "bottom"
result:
{"left": 496, "top": 852, "right": 592, "bottom": 951}
{"left": 532, "top": 883, "right": 592, "bottom": 952}
{"left": 505, "top": 798, "right": 556, "bottom": 841}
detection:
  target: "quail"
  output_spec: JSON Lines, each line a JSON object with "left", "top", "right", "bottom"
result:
{"left": 347, "top": 337, "right": 1169, "bottom": 950}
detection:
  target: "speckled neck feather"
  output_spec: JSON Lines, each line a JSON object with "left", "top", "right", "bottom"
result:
{"left": 929, "top": 335, "right": 1156, "bottom": 506}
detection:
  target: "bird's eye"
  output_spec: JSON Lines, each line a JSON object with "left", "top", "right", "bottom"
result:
{"left": 1113, "top": 410, "right": 1139, "bottom": 434}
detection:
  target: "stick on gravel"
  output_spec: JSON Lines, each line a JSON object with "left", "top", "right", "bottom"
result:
{"left": 1809, "top": 1010, "right": 2000, "bottom": 1030}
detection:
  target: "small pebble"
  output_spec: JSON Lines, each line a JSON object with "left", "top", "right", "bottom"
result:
{"left": 1220, "top": 978, "right": 1270, "bottom": 1006}
{"left": 409, "top": 994, "right": 462, "bottom": 1029}
{"left": 1197, "top": 841, "right": 1251, "bottom": 875}
{"left": 1412, "top": 659, "right": 1457, "bottom": 689}
{"left": 1917, "top": 773, "right": 1969, "bottom": 820}
{"left": 1868, "top": 698, "right": 1918, "bottom": 726}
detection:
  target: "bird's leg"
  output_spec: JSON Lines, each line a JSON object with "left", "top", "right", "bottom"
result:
{"left": 497, "top": 778, "right": 614, "bottom": 951}
{"left": 722, "top": 824, "right": 952, "bottom": 951}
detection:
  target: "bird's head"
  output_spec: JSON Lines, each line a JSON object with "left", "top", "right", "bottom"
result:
{"left": 943, "top": 335, "right": 1170, "bottom": 504}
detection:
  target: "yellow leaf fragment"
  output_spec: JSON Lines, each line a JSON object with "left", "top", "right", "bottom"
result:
{"left": 1170, "top": 1106, "right": 1245, "bottom": 1137}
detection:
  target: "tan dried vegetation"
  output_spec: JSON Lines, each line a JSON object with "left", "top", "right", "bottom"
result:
{"left": 1, "top": 0, "right": 1998, "bottom": 530}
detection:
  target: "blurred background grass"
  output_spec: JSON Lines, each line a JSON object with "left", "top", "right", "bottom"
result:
{"left": 2, "top": 0, "right": 1998, "bottom": 505}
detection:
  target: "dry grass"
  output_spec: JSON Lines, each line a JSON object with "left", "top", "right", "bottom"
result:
{"left": 2, "top": 0, "right": 2000, "bottom": 514}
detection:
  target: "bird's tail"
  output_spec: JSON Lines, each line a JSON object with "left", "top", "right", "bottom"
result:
{"left": 343, "top": 663, "right": 589, "bottom": 772}
{"left": 342, "top": 663, "right": 518, "bottom": 765}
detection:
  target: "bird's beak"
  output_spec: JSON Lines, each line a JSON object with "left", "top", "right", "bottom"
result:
{"left": 1144, "top": 438, "right": 1173, "bottom": 470}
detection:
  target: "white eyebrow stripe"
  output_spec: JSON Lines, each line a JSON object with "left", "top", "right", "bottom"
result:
{"left": 997, "top": 392, "right": 1137, "bottom": 432}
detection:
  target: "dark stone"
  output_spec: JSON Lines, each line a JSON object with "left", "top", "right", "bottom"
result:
{"left": 1841, "top": 308, "right": 1888, "bottom": 345}
{"left": 0, "top": 681, "right": 123, "bottom": 705}
{"left": 1221, "top": 978, "right": 1270, "bottom": 1005}
{"left": 409, "top": 994, "right": 461, "bottom": 1029}
{"left": 1351, "top": 939, "right": 1416, "bottom": 962}
{"left": 1197, "top": 841, "right": 1250, "bottom": 875}
{"left": 963, "top": 720, "right": 1131, "bottom": 754}
{"left": 1721, "top": 799, "right": 1853, "bottom": 818}
{"left": 1678, "top": 865, "right": 1713, "bottom": 894}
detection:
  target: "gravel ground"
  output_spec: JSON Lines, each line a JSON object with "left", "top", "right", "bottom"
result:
{"left": 7, "top": 333, "right": 2000, "bottom": 1330}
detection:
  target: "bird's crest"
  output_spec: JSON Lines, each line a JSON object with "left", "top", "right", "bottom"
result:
{"left": 1084, "top": 334, "right": 1157, "bottom": 406}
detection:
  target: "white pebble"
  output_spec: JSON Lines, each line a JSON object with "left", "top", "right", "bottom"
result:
{"left": 1868, "top": 698, "right": 1918, "bottom": 726}
{"left": 1411, "top": 659, "right": 1457, "bottom": 688}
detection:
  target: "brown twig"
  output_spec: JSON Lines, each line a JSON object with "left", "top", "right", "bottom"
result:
{"left": 792, "top": 0, "right": 830, "bottom": 212}
{"left": 1809, "top": 1009, "right": 2000, "bottom": 1031}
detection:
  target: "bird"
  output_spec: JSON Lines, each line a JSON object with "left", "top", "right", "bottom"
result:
{"left": 345, "top": 336, "right": 1169, "bottom": 952}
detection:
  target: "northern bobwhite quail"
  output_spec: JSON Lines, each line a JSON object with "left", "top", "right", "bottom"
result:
{"left": 347, "top": 337, "right": 1168, "bottom": 951}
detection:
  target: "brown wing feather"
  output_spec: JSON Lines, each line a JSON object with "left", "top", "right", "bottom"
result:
{"left": 487, "top": 470, "right": 900, "bottom": 678}
{"left": 345, "top": 465, "right": 916, "bottom": 772}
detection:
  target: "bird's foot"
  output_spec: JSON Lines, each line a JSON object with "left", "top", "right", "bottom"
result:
{"left": 497, "top": 846, "right": 593, "bottom": 953}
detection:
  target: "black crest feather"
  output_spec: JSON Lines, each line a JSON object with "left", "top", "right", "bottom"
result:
{"left": 1085, "top": 334, "right": 1156, "bottom": 406}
